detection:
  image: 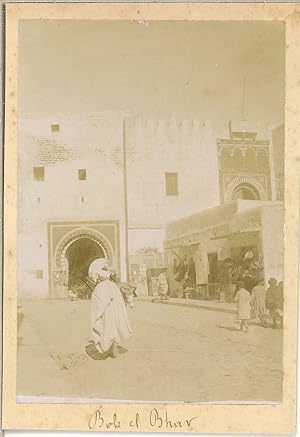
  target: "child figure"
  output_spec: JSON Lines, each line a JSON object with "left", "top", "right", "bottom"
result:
{"left": 234, "top": 281, "right": 251, "bottom": 333}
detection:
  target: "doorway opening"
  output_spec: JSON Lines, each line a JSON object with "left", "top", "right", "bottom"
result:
{"left": 232, "top": 183, "right": 259, "bottom": 200}
{"left": 65, "top": 238, "right": 105, "bottom": 288}
{"left": 208, "top": 252, "right": 218, "bottom": 283}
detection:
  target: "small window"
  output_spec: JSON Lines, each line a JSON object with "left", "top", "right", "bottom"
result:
{"left": 78, "top": 169, "right": 86, "bottom": 180}
{"left": 165, "top": 172, "right": 178, "bottom": 196}
{"left": 51, "top": 124, "right": 60, "bottom": 133}
{"left": 33, "top": 167, "right": 44, "bottom": 181}
{"left": 36, "top": 270, "right": 43, "bottom": 279}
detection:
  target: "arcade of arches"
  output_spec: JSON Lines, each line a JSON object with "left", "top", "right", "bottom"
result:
{"left": 217, "top": 141, "right": 271, "bottom": 203}
{"left": 219, "top": 147, "right": 268, "bottom": 170}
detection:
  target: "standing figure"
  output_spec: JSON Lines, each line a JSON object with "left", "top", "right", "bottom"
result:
{"left": 187, "top": 257, "right": 196, "bottom": 285}
{"left": 251, "top": 280, "right": 267, "bottom": 327}
{"left": 136, "top": 273, "right": 147, "bottom": 296}
{"left": 234, "top": 281, "right": 251, "bottom": 333}
{"left": 157, "top": 271, "right": 169, "bottom": 300}
{"left": 266, "top": 278, "right": 283, "bottom": 328}
{"left": 166, "top": 260, "right": 178, "bottom": 297}
{"left": 110, "top": 272, "right": 136, "bottom": 308}
{"left": 175, "top": 255, "right": 188, "bottom": 282}
{"left": 276, "top": 281, "right": 284, "bottom": 328}
{"left": 174, "top": 255, "right": 188, "bottom": 298}
{"left": 89, "top": 260, "right": 133, "bottom": 358}
{"left": 119, "top": 283, "right": 135, "bottom": 308}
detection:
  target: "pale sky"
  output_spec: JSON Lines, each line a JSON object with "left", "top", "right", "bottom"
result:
{"left": 19, "top": 20, "right": 284, "bottom": 128}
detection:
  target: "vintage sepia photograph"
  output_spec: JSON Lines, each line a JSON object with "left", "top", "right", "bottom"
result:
{"left": 15, "top": 18, "right": 286, "bottom": 405}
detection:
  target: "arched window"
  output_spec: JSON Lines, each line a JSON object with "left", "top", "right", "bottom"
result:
{"left": 256, "top": 149, "right": 268, "bottom": 169}
{"left": 232, "top": 183, "right": 260, "bottom": 200}
{"left": 244, "top": 148, "right": 256, "bottom": 170}
{"left": 220, "top": 149, "right": 232, "bottom": 168}
{"left": 232, "top": 149, "right": 244, "bottom": 168}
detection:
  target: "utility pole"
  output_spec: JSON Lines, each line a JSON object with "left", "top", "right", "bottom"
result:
{"left": 242, "top": 75, "right": 246, "bottom": 122}
{"left": 122, "top": 118, "right": 130, "bottom": 282}
{"left": 241, "top": 75, "right": 247, "bottom": 137}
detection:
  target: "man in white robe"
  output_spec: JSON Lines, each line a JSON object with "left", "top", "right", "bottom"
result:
{"left": 157, "top": 271, "right": 169, "bottom": 300}
{"left": 89, "top": 260, "right": 133, "bottom": 358}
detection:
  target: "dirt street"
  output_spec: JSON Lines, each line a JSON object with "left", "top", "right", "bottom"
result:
{"left": 17, "top": 299, "right": 282, "bottom": 402}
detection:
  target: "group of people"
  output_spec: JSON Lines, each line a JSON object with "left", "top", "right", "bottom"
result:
{"left": 83, "top": 254, "right": 283, "bottom": 356}
{"left": 234, "top": 278, "right": 284, "bottom": 333}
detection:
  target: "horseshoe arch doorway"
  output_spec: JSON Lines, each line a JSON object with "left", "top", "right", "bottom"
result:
{"left": 51, "top": 226, "right": 115, "bottom": 298}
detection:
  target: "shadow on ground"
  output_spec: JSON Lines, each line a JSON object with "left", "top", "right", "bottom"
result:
{"left": 85, "top": 342, "right": 128, "bottom": 360}
{"left": 218, "top": 325, "right": 241, "bottom": 332}
{"left": 218, "top": 321, "right": 272, "bottom": 332}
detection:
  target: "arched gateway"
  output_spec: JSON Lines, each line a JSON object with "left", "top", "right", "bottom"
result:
{"left": 49, "top": 224, "right": 117, "bottom": 298}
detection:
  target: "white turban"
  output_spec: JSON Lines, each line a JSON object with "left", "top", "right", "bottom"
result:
{"left": 88, "top": 258, "right": 110, "bottom": 279}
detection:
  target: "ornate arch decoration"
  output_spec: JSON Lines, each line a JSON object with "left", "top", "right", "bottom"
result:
{"left": 218, "top": 145, "right": 231, "bottom": 155}
{"left": 224, "top": 176, "right": 266, "bottom": 202}
{"left": 219, "top": 148, "right": 232, "bottom": 168}
{"left": 54, "top": 227, "right": 115, "bottom": 271}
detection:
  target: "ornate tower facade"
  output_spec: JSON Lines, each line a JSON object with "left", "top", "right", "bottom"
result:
{"left": 217, "top": 121, "right": 272, "bottom": 203}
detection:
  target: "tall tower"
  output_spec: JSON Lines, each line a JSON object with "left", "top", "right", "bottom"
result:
{"left": 217, "top": 121, "right": 272, "bottom": 203}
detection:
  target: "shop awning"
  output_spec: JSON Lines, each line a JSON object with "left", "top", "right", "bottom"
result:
{"left": 210, "top": 229, "right": 259, "bottom": 241}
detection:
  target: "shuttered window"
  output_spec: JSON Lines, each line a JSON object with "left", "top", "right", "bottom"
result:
{"left": 78, "top": 169, "right": 86, "bottom": 180}
{"left": 35, "top": 270, "right": 43, "bottom": 279}
{"left": 33, "top": 167, "right": 44, "bottom": 181}
{"left": 165, "top": 172, "right": 178, "bottom": 196}
{"left": 51, "top": 124, "right": 60, "bottom": 133}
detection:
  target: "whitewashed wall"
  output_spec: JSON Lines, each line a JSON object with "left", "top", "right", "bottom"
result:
{"left": 18, "top": 111, "right": 220, "bottom": 297}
